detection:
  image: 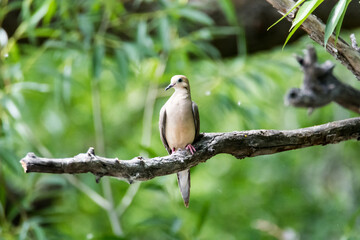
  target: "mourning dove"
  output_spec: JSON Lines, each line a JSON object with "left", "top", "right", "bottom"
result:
{"left": 159, "top": 75, "right": 200, "bottom": 207}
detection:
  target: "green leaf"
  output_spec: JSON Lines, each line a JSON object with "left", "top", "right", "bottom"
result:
{"left": 43, "top": 0, "right": 56, "bottom": 25}
{"left": 77, "top": 14, "right": 94, "bottom": 47}
{"left": 218, "top": 0, "right": 237, "bottom": 25}
{"left": 136, "top": 20, "right": 153, "bottom": 51}
{"left": 0, "top": 145, "right": 22, "bottom": 174}
{"left": 92, "top": 43, "right": 105, "bottom": 79}
{"left": 33, "top": 28, "right": 60, "bottom": 38}
{"left": 283, "top": 0, "right": 324, "bottom": 48}
{"left": 123, "top": 42, "right": 140, "bottom": 63}
{"left": 334, "top": 0, "right": 352, "bottom": 45}
{"left": 20, "top": 0, "right": 31, "bottom": 22}
{"left": 15, "top": 0, "right": 52, "bottom": 38}
{"left": 136, "top": 20, "right": 148, "bottom": 45}
{"left": 157, "top": 16, "right": 170, "bottom": 52}
{"left": 324, "top": 0, "right": 350, "bottom": 47}
{"left": 11, "top": 82, "right": 50, "bottom": 93}
{"left": 194, "top": 200, "right": 211, "bottom": 236}
{"left": 177, "top": 8, "right": 214, "bottom": 26}
{"left": 268, "top": 0, "right": 306, "bottom": 31}
{"left": 115, "top": 49, "right": 129, "bottom": 80}
{"left": 283, "top": 23, "right": 301, "bottom": 49}
{"left": 31, "top": 222, "right": 46, "bottom": 240}
{"left": 218, "top": 0, "right": 246, "bottom": 55}
{"left": 290, "top": 0, "right": 324, "bottom": 31}
{"left": 28, "top": 0, "right": 52, "bottom": 27}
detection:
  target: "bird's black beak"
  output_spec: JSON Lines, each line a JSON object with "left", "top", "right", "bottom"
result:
{"left": 165, "top": 83, "right": 175, "bottom": 91}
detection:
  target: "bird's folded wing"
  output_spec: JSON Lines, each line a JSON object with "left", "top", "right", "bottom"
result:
{"left": 192, "top": 101, "right": 200, "bottom": 140}
{"left": 159, "top": 106, "right": 171, "bottom": 154}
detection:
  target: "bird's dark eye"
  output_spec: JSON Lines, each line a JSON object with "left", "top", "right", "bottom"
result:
{"left": 178, "top": 78, "right": 183, "bottom": 83}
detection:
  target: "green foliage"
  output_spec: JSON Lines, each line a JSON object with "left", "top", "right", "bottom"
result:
{"left": 267, "top": 0, "right": 306, "bottom": 31}
{"left": 284, "top": 0, "right": 324, "bottom": 48}
{"left": 0, "top": 0, "right": 360, "bottom": 239}
{"left": 324, "top": 0, "right": 352, "bottom": 47}
{"left": 269, "top": 0, "right": 355, "bottom": 48}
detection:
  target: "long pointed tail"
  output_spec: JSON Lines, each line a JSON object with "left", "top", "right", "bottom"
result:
{"left": 177, "top": 169, "right": 191, "bottom": 207}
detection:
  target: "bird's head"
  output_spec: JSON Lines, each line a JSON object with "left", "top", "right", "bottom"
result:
{"left": 165, "top": 75, "right": 190, "bottom": 91}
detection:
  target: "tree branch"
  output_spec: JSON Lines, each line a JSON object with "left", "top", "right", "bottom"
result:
{"left": 266, "top": 0, "right": 360, "bottom": 81}
{"left": 350, "top": 34, "right": 360, "bottom": 53}
{"left": 285, "top": 46, "right": 360, "bottom": 114}
{"left": 20, "top": 118, "right": 360, "bottom": 183}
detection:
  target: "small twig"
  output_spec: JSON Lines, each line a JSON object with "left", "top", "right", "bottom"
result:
{"left": 20, "top": 118, "right": 360, "bottom": 182}
{"left": 116, "top": 182, "right": 141, "bottom": 216}
{"left": 65, "top": 175, "right": 111, "bottom": 210}
{"left": 102, "top": 177, "right": 123, "bottom": 236}
{"left": 350, "top": 34, "right": 360, "bottom": 53}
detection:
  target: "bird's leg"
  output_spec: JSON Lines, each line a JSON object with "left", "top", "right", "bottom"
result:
{"left": 185, "top": 144, "right": 196, "bottom": 155}
{"left": 171, "top": 147, "right": 176, "bottom": 154}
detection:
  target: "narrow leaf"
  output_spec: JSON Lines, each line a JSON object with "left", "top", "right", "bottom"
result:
{"left": 115, "top": 49, "right": 129, "bottom": 80}
{"left": 28, "top": 0, "right": 52, "bottom": 27}
{"left": 158, "top": 17, "right": 170, "bottom": 52}
{"left": 324, "top": 0, "right": 348, "bottom": 47}
{"left": 92, "top": 43, "right": 105, "bottom": 79}
{"left": 14, "top": 0, "right": 52, "bottom": 38}
{"left": 268, "top": 0, "right": 306, "bottom": 31}
{"left": 218, "top": 0, "right": 237, "bottom": 25}
{"left": 334, "top": 0, "right": 352, "bottom": 45}
{"left": 43, "top": 0, "right": 56, "bottom": 25}
{"left": 283, "top": 23, "right": 301, "bottom": 49}
{"left": 291, "top": 0, "right": 324, "bottom": 31}
{"left": 77, "top": 14, "right": 94, "bottom": 47}
{"left": 178, "top": 8, "right": 214, "bottom": 26}
{"left": 283, "top": 0, "right": 324, "bottom": 48}
{"left": 0, "top": 146, "right": 22, "bottom": 174}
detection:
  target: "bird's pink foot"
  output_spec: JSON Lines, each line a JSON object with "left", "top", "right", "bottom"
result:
{"left": 185, "top": 144, "right": 196, "bottom": 155}
{"left": 171, "top": 147, "right": 176, "bottom": 154}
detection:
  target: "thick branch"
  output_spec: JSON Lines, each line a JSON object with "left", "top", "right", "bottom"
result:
{"left": 285, "top": 46, "right": 360, "bottom": 114}
{"left": 20, "top": 118, "right": 360, "bottom": 182}
{"left": 266, "top": 0, "right": 360, "bottom": 80}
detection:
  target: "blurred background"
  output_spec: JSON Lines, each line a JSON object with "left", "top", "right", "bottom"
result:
{"left": 0, "top": 0, "right": 360, "bottom": 239}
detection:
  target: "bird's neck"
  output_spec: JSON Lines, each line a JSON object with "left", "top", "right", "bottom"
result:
{"left": 174, "top": 88, "right": 192, "bottom": 99}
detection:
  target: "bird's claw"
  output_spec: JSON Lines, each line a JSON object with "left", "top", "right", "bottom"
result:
{"left": 185, "top": 144, "right": 196, "bottom": 155}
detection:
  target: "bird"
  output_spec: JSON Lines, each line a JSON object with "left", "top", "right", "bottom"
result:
{"left": 159, "top": 75, "right": 200, "bottom": 208}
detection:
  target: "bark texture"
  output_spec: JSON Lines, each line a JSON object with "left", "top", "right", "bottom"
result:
{"left": 266, "top": 0, "right": 360, "bottom": 81}
{"left": 285, "top": 46, "right": 360, "bottom": 114}
{"left": 20, "top": 117, "right": 360, "bottom": 183}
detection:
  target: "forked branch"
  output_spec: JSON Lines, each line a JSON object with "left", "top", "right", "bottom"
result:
{"left": 285, "top": 46, "right": 360, "bottom": 114}
{"left": 20, "top": 118, "right": 360, "bottom": 183}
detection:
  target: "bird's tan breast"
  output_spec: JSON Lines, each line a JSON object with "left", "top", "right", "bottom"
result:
{"left": 165, "top": 96, "right": 195, "bottom": 150}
